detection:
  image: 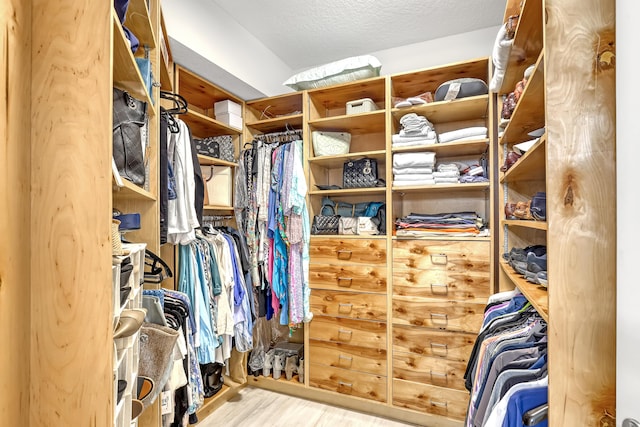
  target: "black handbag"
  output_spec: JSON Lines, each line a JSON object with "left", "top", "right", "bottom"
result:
{"left": 113, "top": 87, "right": 147, "bottom": 186}
{"left": 343, "top": 158, "right": 379, "bottom": 188}
{"left": 194, "top": 137, "right": 220, "bottom": 158}
{"left": 311, "top": 214, "right": 340, "bottom": 235}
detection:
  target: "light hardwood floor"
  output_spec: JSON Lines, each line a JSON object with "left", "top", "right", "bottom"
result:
{"left": 196, "top": 387, "right": 420, "bottom": 427}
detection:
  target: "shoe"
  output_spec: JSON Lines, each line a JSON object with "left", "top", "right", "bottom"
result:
{"left": 120, "top": 259, "right": 133, "bottom": 287}
{"left": 137, "top": 376, "right": 154, "bottom": 402}
{"left": 407, "top": 92, "right": 433, "bottom": 105}
{"left": 113, "top": 308, "right": 146, "bottom": 339}
{"left": 513, "top": 200, "right": 533, "bottom": 220}
{"left": 536, "top": 271, "right": 548, "bottom": 287}
{"left": 285, "top": 355, "right": 298, "bottom": 381}
{"left": 298, "top": 358, "right": 304, "bottom": 383}
{"left": 119, "top": 286, "right": 132, "bottom": 308}
{"left": 273, "top": 352, "right": 286, "bottom": 380}
{"left": 527, "top": 252, "right": 547, "bottom": 273}
{"left": 263, "top": 349, "right": 274, "bottom": 377}
{"left": 505, "top": 203, "right": 518, "bottom": 220}
{"left": 530, "top": 192, "right": 546, "bottom": 221}
{"left": 200, "top": 363, "right": 224, "bottom": 398}
{"left": 500, "top": 151, "right": 522, "bottom": 172}
{"left": 131, "top": 399, "right": 143, "bottom": 420}
{"left": 117, "top": 380, "right": 127, "bottom": 404}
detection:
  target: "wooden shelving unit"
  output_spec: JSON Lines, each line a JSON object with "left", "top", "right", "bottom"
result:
{"left": 499, "top": 260, "right": 548, "bottom": 321}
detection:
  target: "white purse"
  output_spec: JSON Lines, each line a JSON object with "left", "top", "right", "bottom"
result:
{"left": 312, "top": 131, "right": 351, "bottom": 157}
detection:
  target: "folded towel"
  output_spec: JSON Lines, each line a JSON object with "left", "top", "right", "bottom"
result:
{"left": 434, "top": 177, "right": 460, "bottom": 184}
{"left": 436, "top": 163, "right": 462, "bottom": 172}
{"left": 392, "top": 173, "right": 434, "bottom": 181}
{"left": 392, "top": 167, "right": 434, "bottom": 175}
{"left": 433, "top": 171, "right": 460, "bottom": 178}
{"left": 393, "top": 151, "right": 436, "bottom": 168}
{"left": 392, "top": 138, "right": 437, "bottom": 148}
{"left": 393, "top": 179, "right": 436, "bottom": 186}
{"left": 400, "top": 128, "right": 435, "bottom": 137}
{"left": 438, "top": 126, "right": 488, "bottom": 144}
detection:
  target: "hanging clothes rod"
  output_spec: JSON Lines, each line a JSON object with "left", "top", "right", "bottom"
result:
{"left": 252, "top": 128, "right": 303, "bottom": 144}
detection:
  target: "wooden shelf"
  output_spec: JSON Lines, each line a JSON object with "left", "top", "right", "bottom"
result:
{"left": 246, "top": 114, "right": 304, "bottom": 133}
{"left": 502, "top": 219, "right": 547, "bottom": 230}
{"left": 501, "top": 0, "right": 544, "bottom": 93}
{"left": 308, "top": 110, "right": 386, "bottom": 134}
{"left": 176, "top": 65, "right": 243, "bottom": 110}
{"left": 501, "top": 135, "right": 546, "bottom": 183}
{"left": 392, "top": 235, "right": 491, "bottom": 242}
{"left": 310, "top": 234, "right": 387, "bottom": 240}
{"left": 112, "top": 11, "right": 156, "bottom": 117}
{"left": 309, "top": 150, "right": 386, "bottom": 168}
{"left": 391, "top": 95, "right": 489, "bottom": 124}
{"left": 112, "top": 178, "right": 156, "bottom": 201}
{"left": 392, "top": 138, "right": 489, "bottom": 157}
{"left": 158, "top": 10, "right": 173, "bottom": 91}
{"left": 308, "top": 187, "right": 386, "bottom": 196}
{"left": 499, "top": 52, "right": 545, "bottom": 144}
{"left": 499, "top": 260, "right": 548, "bottom": 321}
{"left": 182, "top": 109, "right": 242, "bottom": 139}
{"left": 159, "top": 56, "right": 172, "bottom": 91}
{"left": 197, "top": 154, "right": 238, "bottom": 167}
{"left": 307, "top": 76, "right": 386, "bottom": 117}
{"left": 203, "top": 205, "right": 234, "bottom": 212}
{"left": 392, "top": 182, "right": 490, "bottom": 193}
{"left": 195, "top": 383, "right": 244, "bottom": 421}
{"left": 124, "top": 0, "right": 156, "bottom": 49}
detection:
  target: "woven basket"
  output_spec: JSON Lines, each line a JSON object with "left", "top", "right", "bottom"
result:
{"left": 112, "top": 219, "right": 125, "bottom": 256}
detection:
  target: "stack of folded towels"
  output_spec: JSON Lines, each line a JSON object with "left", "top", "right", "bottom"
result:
{"left": 392, "top": 113, "right": 438, "bottom": 148}
{"left": 393, "top": 151, "right": 436, "bottom": 186}
{"left": 433, "top": 163, "right": 460, "bottom": 184}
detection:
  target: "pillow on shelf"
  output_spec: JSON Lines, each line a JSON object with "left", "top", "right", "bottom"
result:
{"left": 283, "top": 55, "right": 382, "bottom": 91}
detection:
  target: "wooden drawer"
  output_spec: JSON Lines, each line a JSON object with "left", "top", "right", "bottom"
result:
{"left": 393, "top": 325, "right": 475, "bottom": 362}
{"left": 392, "top": 297, "right": 484, "bottom": 333}
{"left": 392, "top": 378, "right": 468, "bottom": 420}
{"left": 309, "top": 316, "right": 386, "bottom": 349}
{"left": 393, "top": 267, "right": 489, "bottom": 304}
{"left": 309, "top": 339, "right": 387, "bottom": 376}
{"left": 310, "top": 363, "right": 387, "bottom": 403}
{"left": 393, "top": 352, "right": 467, "bottom": 391}
{"left": 309, "top": 263, "right": 387, "bottom": 293}
{"left": 310, "top": 238, "right": 386, "bottom": 265}
{"left": 393, "top": 239, "right": 489, "bottom": 272}
{"left": 311, "top": 289, "right": 386, "bottom": 321}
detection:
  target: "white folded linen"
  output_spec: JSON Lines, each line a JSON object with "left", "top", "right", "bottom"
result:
{"left": 393, "top": 151, "right": 436, "bottom": 168}
{"left": 392, "top": 173, "right": 434, "bottom": 181}
{"left": 392, "top": 139, "right": 437, "bottom": 148}
{"left": 433, "top": 171, "right": 460, "bottom": 178}
{"left": 438, "top": 126, "right": 488, "bottom": 143}
{"left": 393, "top": 179, "right": 436, "bottom": 186}
{"left": 434, "top": 177, "right": 460, "bottom": 184}
{"left": 392, "top": 167, "right": 433, "bottom": 175}
{"left": 399, "top": 128, "right": 435, "bottom": 137}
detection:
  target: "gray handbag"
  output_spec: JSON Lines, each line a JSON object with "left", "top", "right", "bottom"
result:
{"left": 113, "top": 87, "right": 147, "bottom": 185}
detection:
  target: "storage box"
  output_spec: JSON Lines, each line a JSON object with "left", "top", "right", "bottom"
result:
{"left": 202, "top": 165, "right": 232, "bottom": 206}
{"left": 214, "top": 99, "right": 242, "bottom": 117}
{"left": 216, "top": 112, "right": 243, "bottom": 130}
{"left": 346, "top": 97, "right": 378, "bottom": 115}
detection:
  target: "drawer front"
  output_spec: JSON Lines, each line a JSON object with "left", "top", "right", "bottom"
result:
{"left": 309, "top": 339, "right": 387, "bottom": 376}
{"left": 392, "top": 378, "right": 468, "bottom": 420}
{"left": 311, "top": 290, "right": 387, "bottom": 321}
{"left": 310, "top": 363, "right": 387, "bottom": 403}
{"left": 310, "top": 238, "right": 386, "bottom": 265}
{"left": 392, "top": 297, "right": 484, "bottom": 333}
{"left": 393, "top": 325, "right": 475, "bottom": 362}
{"left": 393, "top": 240, "right": 489, "bottom": 272}
{"left": 310, "top": 263, "right": 387, "bottom": 293}
{"left": 393, "top": 352, "right": 467, "bottom": 391}
{"left": 309, "top": 316, "right": 386, "bottom": 349}
{"left": 393, "top": 268, "right": 490, "bottom": 303}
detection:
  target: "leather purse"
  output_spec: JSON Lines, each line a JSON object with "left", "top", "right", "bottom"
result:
{"left": 311, "top": 215, "right": 340, "bottom": 235}
{"left": 113, "top": 87, "right": 147, "bottom": 186}
{"left": 343, "top": 158, "right": 379, "bottom": 188}
{"left": 195, "top": 138, "right": 220, "bottom": 158}
{"left": 434, "top": 78, "right": 488, "bottom": 102}
{"left": 338, "top": 217, "right": 358, "bottom": 235}
{"left": 312, "top": 131, "right": 351, "bottom": 157}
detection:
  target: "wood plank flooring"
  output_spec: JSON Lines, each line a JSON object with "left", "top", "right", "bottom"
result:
{"left": 196, "top": 387, "right": 420, "bottom": 426}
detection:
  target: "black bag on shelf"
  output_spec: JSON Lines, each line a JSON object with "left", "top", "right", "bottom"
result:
{"left": 311, "top": 215, "right": 340, "bottom": 235}
{"left": 113, "top": 87, "right": 147, "bottom": 186}
{"left": 343, "top": 158, "right": 379, "bottom": 188}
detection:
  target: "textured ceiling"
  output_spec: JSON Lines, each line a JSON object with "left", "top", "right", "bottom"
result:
{"left": 210, "top": 0, "right": 505, "bottom": 70}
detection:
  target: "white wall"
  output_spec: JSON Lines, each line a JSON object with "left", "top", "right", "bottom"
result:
{"left": 163, "top": 0, "right": 500, "bottom": 99}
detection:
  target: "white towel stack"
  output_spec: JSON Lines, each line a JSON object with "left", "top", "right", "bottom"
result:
{"left": 433, "top": 163, "right": 460, "bottom": 184}
{"left": 438, "top": 126, "right": 488, "bottom": 144}
{"left": 393, "top": 152, "right": 436, "bottom": 186}
{"left": 392, "top": 113, "right": 438, "bottom": 147}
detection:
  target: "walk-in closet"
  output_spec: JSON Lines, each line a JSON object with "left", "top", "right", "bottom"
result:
{"left": 1, "top": 0, "right": 633, "bottom": 426}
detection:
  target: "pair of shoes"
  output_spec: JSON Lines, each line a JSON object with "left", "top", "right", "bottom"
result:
{"left": 201, "top": 363, "right": 224, "bottom": 398}
{"left": 263, "top": 349, "right": 275, "bottom": 377}
{"left": 113, "top": 308, "right": 146, "bottom": 339}
{"left": 137, "top": 376, "right": 154, "bottom": 402}
{"left": 530, "top": 192, "right": 546, "bottom": 221}
{"left": 506, "top": 245, "right": 546, "bottom": 275}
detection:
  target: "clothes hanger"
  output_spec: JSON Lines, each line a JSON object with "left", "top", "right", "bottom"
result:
{"left": 144, "top": 249, "right": 173, "bottom": 283}
{"left": 160, "top": 90, "right": 188, "bottom": 115}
